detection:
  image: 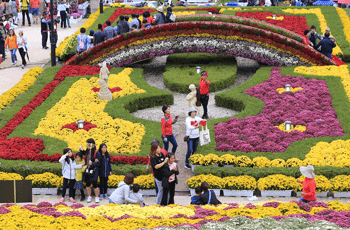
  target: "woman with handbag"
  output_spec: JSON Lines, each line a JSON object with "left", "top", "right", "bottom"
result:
{"left": 184, "top": 108, "right": 205, "bottom": 169}
{"left": 79, "top": 138, "right": 101, "bottom": 203}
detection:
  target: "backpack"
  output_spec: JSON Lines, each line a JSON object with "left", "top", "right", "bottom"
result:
{"left": 169, "top": 13, "right": 176, "bottom": 22}
{"left": 78, "top": 35, "right": 86, "bottom": 50}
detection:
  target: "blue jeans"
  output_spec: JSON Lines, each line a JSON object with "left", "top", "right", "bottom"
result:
{"left": 186, "top": 137, "right": 199, "bottom": 164}
{"left": 154, "top": 178, "right": 163, "bottom": 205}
{"left": 299, "top": 198, "right": 310, "bottom": 203}
{"left": 10, "top": 49, "right": 17, "bottom": 64}
{"left": 323, "top": 53, "right": 332, "bottom": 59}
{"left": 154, "top": 177, "right": 159, "bottom": 195}
{"left": 162, "top": 134, "right": 178, "bottom": 154}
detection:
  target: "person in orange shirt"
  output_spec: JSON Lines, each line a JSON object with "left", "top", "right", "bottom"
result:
{"left": 199, "top": 71, "right": 210, "bottom": 119}
{"left": 30, "top": 0, "right": 41, "bottom": 25}
{"left": 4, "top": 29, "right": 18, "bottom": 65}
{"left": 296, "top": 165, "right": 317, "bottom": 203}
{"left": 161, "top": 104, "right": 178, "bottom": 154}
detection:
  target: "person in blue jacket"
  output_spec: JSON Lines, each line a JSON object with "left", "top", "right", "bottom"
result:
{"left": 98, "top": 143, "right": 112, "bottom": 199}
{"left": 315, "top": 32, "right": 336, "bottom": 59}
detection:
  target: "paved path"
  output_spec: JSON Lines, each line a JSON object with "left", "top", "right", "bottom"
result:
{"left": 131, "top": 56, "right": 260, "bottom": 192}
{"left": 0, "top": 19, "right": 86, "bottom": 96}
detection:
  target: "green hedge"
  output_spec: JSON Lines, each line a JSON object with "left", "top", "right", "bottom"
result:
{"left": 194, "top": 165, "right": 350, "bottom": 180}
{"left": 163, "top": 53, "right": 237, "bottom": 93}
{"left": 195, "top": 65, "right": 350, "bottom": 162}
{"left": 8, "top": 67, "right": 172, "bottom": 157}
{"left": 0, "top": 160, "right": 150, "bottom": 178}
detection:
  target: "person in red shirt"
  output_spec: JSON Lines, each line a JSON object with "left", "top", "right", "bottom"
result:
{"left": 296, "top": 165, "right": 316, "bottom": 203}
{"left": 161, "top": 105, "right": 178, "bottom": 154}
{"left": 199, "top": 71, "right": 210, "bottom": 119}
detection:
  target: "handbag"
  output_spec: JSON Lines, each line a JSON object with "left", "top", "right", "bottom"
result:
{"left": 195, "top": 101, "right": 201, "bottom": 107}
{"left": 169, "top": 13, "right": 176, "bottom": 22}
{"left": 184, "top": 129, "right": 192, "bottom": 142}
{"left": 199, "top": 124, "right": 211, "bottom": 146}
{"left": 85, "top": 167, "right": 96, "bottom": 177}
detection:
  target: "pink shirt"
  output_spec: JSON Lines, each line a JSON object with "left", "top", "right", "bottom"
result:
{"left": 169, "top": 162, "right": 176, "bottom": 182}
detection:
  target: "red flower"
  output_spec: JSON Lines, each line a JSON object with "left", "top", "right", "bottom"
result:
{"left": 91, "top": 87, "right": 122, "bottom": 93}
{"left": 61, "top": 121, "right": 97, "bottom": 133}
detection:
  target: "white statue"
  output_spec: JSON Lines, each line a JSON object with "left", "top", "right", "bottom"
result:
{"left": 98, "top": 61, "right": 112, "bottom": 101}
{"left": 186, "top": 84, "right": 199, "bottom": 113}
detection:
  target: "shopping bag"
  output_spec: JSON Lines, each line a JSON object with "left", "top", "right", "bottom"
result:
{"left": 199, "top": 125, "right": 211, "bottom": 146}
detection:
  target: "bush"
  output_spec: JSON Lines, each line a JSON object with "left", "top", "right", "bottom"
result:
{"left": 194, "top": 166, "right": 350, "bottom": 180}
{"left": 163, "top": 53, "right": 237, "bottom": 93}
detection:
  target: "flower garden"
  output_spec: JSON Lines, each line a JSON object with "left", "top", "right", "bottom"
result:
{"left": 2, "top": 4, "right": 350, "bottom": 229}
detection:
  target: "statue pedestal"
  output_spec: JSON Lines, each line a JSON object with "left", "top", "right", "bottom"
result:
{"left": 90, "top": 0, "right": 99, "bottom": 13}
{"left": 98, "top": 92, "right": 112, "bottom": 101}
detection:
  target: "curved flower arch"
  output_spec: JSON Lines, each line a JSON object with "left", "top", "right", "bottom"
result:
{"left": 65, "top": 22, "right": 335, "bottom": 67}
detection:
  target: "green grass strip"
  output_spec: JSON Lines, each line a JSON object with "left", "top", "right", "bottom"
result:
{"left": 163, "top": 54, "right": 237, "bottom": 93}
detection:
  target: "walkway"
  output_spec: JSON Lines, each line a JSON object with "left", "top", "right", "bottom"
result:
{"left": 0, "top": 19, "right": 86, "bottom": 96}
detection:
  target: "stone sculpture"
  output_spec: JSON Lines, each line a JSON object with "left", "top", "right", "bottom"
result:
{"left": 186, "top": 84, "right": 199, "bottom": 113}
{"left": 98, "top": 61, "right": 112, "bottom": 101}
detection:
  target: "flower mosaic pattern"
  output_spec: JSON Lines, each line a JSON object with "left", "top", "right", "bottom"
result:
{"left": 214, "top": 67, "right": 344, "bottom": 152}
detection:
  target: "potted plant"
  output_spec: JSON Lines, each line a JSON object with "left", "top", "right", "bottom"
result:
{"left": 257, "top": 174, "right": 298, "bottom": 197}
{"left": 218, "top": 154, "right": 236, "bottom": 167}
{"left": 25, "top": 173, "right": 60, "bottom": 195}
{"left": 330, "top": 175, "right": 350, "bottom": 198}
{"left": 189, "top": 154, "right": 204, "bottom": 172}
{"left": 222, "top": 176, "right": 256, "bottom": 197}
{"left": 134, "top": 174, "right": 156, "bottom": 196}
{"left": 186, "top": 174, "right": 224, "bottom": 197}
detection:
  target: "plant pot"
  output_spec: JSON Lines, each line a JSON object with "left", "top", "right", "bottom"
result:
{"left": 191, "top": 165, "right": 200, "bottom": 173}
{"left": 140, "top": 189, "right": 156, "bottom": 196}
{"left": 223, "top": 165, "right": 234, "bottom": 168}
{"left": 32, "top": 188, "right": 58, "bottom": 195}
{"left": 296, "top": 191, "right": 328, "bottom": 197}
{"left": 333, "top": 191, "right": 350, "bottom": 198}
{"left": 222, "top": 189, "right": 253, "bottom": 197}
{"left": 260, "top": 190, "right": 292, "bottom": 197}
{"left": 190, "top": 188, "right": 220, "bottom": 197}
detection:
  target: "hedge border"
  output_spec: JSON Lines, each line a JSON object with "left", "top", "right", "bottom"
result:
{"left": 163, "top": 54, "right": 238, "bottom": 93}
{"left": 194, "top": 165, "right": 350, "bottom": 180}
{"left": 197, "top": 65, "right": 350, "bottom": 162}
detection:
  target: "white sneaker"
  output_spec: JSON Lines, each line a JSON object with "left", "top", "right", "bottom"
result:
{"left": 95, "top": 197, "right": 99, "bottom": 203}
{"left": 87, "top": 196, "right": 92, "bottom": 203}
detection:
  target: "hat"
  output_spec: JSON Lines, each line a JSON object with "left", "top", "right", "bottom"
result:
{"left": 157, "top": 6, "right": 164, "bottom": 12}
{"left": 325, "top": 27, "right": 330, "bottom": 32}
{"left": 63, "top": 148, "right": 71, "bottom": 155}
{"left": 189, "top": 107, "right": 197, "bottom": 113}
{"left": 189, "top": 84, "right": 196, "bottom": 90}
{"left": 18, "top": 30, "right": 23, "bottom": 34}
{"left": 86, "top": 138, "right": 95, "bottom": 145}
{"left": 300, "top": 165, "right": 315, "bottom": 179}
{"left": 151, "top": 139, "right": 160, "bottom": 145}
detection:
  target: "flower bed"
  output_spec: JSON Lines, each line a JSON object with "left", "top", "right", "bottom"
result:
{"left": 214, "top": 67, "right": 344, "bottom": 153}
{"left": 66, "top": 22, "right": 335, "bottom": 67}
{"left": 33, "top": 68, "right": 146, "bottom": 153}
{"left": 235, "top": 11, "right": 308, "bottom": 38}
{"left": 1, "top": 201, "right": 350, "bottom": 229}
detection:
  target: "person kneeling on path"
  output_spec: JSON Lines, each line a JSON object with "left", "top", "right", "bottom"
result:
{"left": 109, "top": 173, "right": 140, "bottom": 205}
{"left": 296, "top": 165, "right": 316, "bottom": 203}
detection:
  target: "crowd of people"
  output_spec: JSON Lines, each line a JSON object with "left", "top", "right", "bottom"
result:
{"left": 76, "top": 7, "right": 176, "bottom": 53}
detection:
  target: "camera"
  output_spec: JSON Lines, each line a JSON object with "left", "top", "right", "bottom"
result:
{"left": 54, "top": 16, "right": 61, "bottom": 24}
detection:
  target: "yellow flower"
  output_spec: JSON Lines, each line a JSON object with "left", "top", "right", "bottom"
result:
{"left": 33, "top": 68, "right": 146, "bottom": 154}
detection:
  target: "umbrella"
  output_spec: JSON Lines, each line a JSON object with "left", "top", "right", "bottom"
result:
{"left": 313, "top": 0, "right": 335, "bottom": 5}
{"left": 226, "top": 1, "right": 242, "bottom": 6}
